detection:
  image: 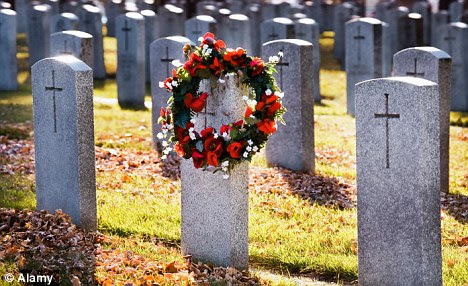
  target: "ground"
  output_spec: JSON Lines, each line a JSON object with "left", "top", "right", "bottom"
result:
{"left": 0, "top": 32, "right": 467, "bottom": 285}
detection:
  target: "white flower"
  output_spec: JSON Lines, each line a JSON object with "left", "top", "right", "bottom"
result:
{"left": 221, "top": 161, "right": 229, "bottom": 167}
{"left": 278, "top": 51, "right": 284, "bottom": 57}
{"left": 248, "top": 99, "right": 257, "bottom": 106}
{"left": 213, "top": 132, "right": 219, "bottom": 139}
{"left": 221, "top": 132, "right": 231, "bottom": 141}
{"left": 242, "top": 95, "right": 248, "bottom": 101}
{"left": 159, "top": 81, "right": 165, "bottom": 88}
{"left": 171, "top": 80, "right": 178, "bottom": 87}
{"left": 189, "top": 133, "right": 196, "bottom": 140}
{"left": 206, "top": 48, "right": 212, "bottom": 54}
{"left": 162, "top": 128, "right": 168, "bottom": 134}
{"left": 166, "top": 124, "right": 173, "bottom": 130}
{"left": 249, "top": 115, "right": 256, "bottom": 119}
{"left": 243, "top": 152, "right": 248, "bottom": 158}
{"left": 203, "top": 44, "right": 209, "bottom": 50}
{"left": 218, "top": 78, "right": 225, "bottom": 84}
{"left": 171, "top": 59, "right": 182, "bottom": 67}
{"left": 190, "top": 118, "right": 197, "bottom": 124}
{"left": 157, "top": 132, "right": 164, "bottom": 139}
{"left": 269, "top": 56, "right": 279, "bottom": 62}
{"left": 265, "top": 89, "right": 272, "bottom": 96}
{"left": 222, "top": 167, "right": 228, "bottom": 172}
{"left": 247, "top": 140, "right": 253, "bottom": 145}
{"left": 253, "top": 146, "right": 259, "bottom": 152}
{"left": 161, "top": 155, "right": 167, "bottom": 160}
{"left": 246, "top": 146, "right": 252, "bottom": 151}
{"left": 162, "top": 141, "right": 169, "bottom": 147}
{"left": 223, "top": 174, "right": 230, "bottom": 179}
{"left": 198, "top": 36, "right": 204, "bottom": 42}
{"left": 189, "top": 127, "right": 195, "bottom": 132}
{"left": 276, "top": 92, "right": 284, "bottom": 98}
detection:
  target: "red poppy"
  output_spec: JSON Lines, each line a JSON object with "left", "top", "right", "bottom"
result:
{"left": 160, "top": 107, "right": 171, "bottom": 124}
{"left": 257, "top": 118, "right": 277, "bottom": 134}
{"left": 227, "top": 142, "right": 243, "bottom": 159}
{"left": 209, "top": 57, "right": 224, "bottom": 75}
{"left": 191, "top": 148, "right": 205, "bottom": 168}
{"left": 233, "top": 120, "right": 244, "bottom": 127}
{"left": 174, "top": 143, "right": 185, "bottom": 157}
{"left": 206, "top": 151, "right": 219, "bottom": 167}
{"left": 202, "top": 32, "right": 225, "bottom": 50}
{"left": 256, "top": 101, "right": 265, "bottom": 111}
{"left": 244, "top": 106, "right": 253, "bottom": 118}
{"left": 204, "top": 136, "right": 223, "bottom": 156}
{"left": 184, "top": 92, "right": 208, "bottom": 112}
{"left": 184, "top": 53, "right": 207, "bottom": 76}
{"left": 200, "top": 127, "right": 214, "bottom": 138}
{"left": 249, "top": 57, "right": 264, "bottom": 76}
{"left": 163, "top": 77, "right": 173, "bottom": 90}
{"left": 223, "top": 48, "right": 246, "bottom": 67}
{"left": 267, "top": 102, "right": 282, "bottom": 116}
{"left": 176, "top": 127, "right": 190, "bottom": 144}
{"left": 263, "top": 94, "right": 279, "bottom": 104}
{"left": 220, "top": 124, "right": 232, "bottom": 135}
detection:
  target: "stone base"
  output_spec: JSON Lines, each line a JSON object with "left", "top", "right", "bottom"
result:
{"left": 181, "top": 160, "right": 249, "bottom": 270}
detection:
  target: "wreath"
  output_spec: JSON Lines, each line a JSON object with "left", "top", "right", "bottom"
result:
{"left": 158, "top": 32, "right": 285, "bottom": 178}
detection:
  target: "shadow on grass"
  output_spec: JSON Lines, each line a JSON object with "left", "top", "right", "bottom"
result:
{"left": 0, "top": 174, "right": 35, "bottom": 210}
{"left": 442, "top": 192, "right": 468, "bottom": 224}
{"left": 450, "top": 111, "right": 468, "bottom": 127}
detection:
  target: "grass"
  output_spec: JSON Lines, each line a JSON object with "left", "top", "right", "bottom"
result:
{"left": 0, "top": 32, "right": 467, "bottom": 285}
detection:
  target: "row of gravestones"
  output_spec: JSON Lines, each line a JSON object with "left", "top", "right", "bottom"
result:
{"left": 31, "top": 38, "right": 448, "bottom": 285}
{"left": 345, "top": 17, "right": 468, "bottom": 114}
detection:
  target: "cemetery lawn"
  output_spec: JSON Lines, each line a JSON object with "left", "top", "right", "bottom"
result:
{"left": 0, "top": 33, "right": 467, "bottom": 285}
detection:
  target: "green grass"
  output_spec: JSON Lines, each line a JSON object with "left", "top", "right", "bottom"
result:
{"left": 0, "top": 32, "right": 467, "bottom": 286}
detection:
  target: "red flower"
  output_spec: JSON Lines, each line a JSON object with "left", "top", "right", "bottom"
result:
{"left": 174, "top": 143, "right": 185, "bottom": 156}
{"left": 220, "top": 124, "right": 232, "bottom": 135}
{"left": 184, "top": 92, "right": 208, "bottom": 112}
{"left": 256, "top": 101, "right": 265, "bottom": 111}
{"left": 263, "top": 94, "right": 279, "bottom": 104}
{"left": 227, "top": 142, "right": 243, "bottom": 159}
{"left": 249, "top": 57, "right": 264, "bottom": 76}
{"left": 202, "top": 32, "right": 225, "bottom": 51}
{"left": 233, "top": 120, "right": 244, "bottom": 127}
{"left": 201, "top": 127, "right": 214, "bottom": 138}
{"left": 206, "top": 151, "right": 219, "bottom": 167}
{"left": 267, "top": 102, "right": 282, "bottom": 116}
{"left": 204, "top": 136, "right": 223, "bottom": 156}
{"left": 160, "top": 107, "right": 171, "bottom": 124}
{"left": 184, "top": 53, "right": 207, "bottom": 76}
{"left": 191, "top": 148, "right": 205, "bottom": 168}
{"left": 176, "top": 127, "right": 190, "bottom": 144}
{"left": 257, "top": 118, "right": 277, "bottom": 134}
{"left": 209, "top": 57, "right": 224, "bottom": 75}
{"left": 223, "top": 48, "right": 246, "bottom": 67}
{"left": 244, "top": 106, "right": 253, "bottom": 118}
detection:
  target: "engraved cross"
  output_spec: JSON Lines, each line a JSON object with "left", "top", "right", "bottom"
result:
{"left": 374, "top": 93, "right": 400, "bottom": 169}
{"left": 406, "top": 58, "right": 424, "bottom": 77}
{"left": 160, "top": 46, "right": 175, "bottom": 77}
{"left": 354, "top": 25, "right": 365, "bottom": 61}
{"left": 122, "top": 19, "right": 131, "bottom": 51}
{"left": 276, "top": 47, "right": 289, "bottom": 91}
{"left": 45, "top": 70, "right": 63, "bottom": 133}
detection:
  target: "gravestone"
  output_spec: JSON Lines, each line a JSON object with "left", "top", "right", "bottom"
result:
{"left": 260, "top": 17, "right": 295, "bottom": 45}
{"left": 387, "top": 6, "right": 409, "bottom": 56}
{"left": 355, "top": 77, "right": 441, "bottom": 286}
{"left": 246, "top": 4, "right": 262, "bottom": 56}
{"left": 449, "top": 0, "right": 464, "bottom": 22}
{"left": 51, "top": 12, "right": 79, "bottom": 34}
{"left": 346, "top": 18, "right": 383, "bottom": 116}
{"left": 216, "top": 8, "right": 232, "bottom": 39}
{"left": 116, "top": 12, "right": 146, "bottom": 109}
{"left": 197, "top": 3, "right": 218, "bottom": 18}
{"left": 431, "top": 11, "right": 448, "bottom": 46}
{"left": 223, "top": 14, "right": 251, "bottom": 51}
{"left": 393, "top": 47, "right": 451, "bottom": 194}
{"left": 333, "top": 3, "right": 355, "bottom": 68}
{"left": 304, "top": 1, "right": 322, "bottom": 31}
{"left": 261, "top": 3, "right": 277, "bottom": 21}
{"left": 50, "top": 30, "right": 94, "bottom": 70}
{"left": 159, "top": 4, "right": 185, "bottom": 37}
{"left": 137, "top": 0, "right": 156, "bottom": 11}
{"left": 294, "top": 18, "right": 321, "bottom": 102}
{"left": 382, "top": 22, "right": 392, "bottom": 77}
{"left": 78, "top": 4, "right": 106, "bottom": 79}
{"left": 277, "top": 2, "right": 292, "bottom": 17}
{"left": 150, "top": 36, "right": 191, "bottom": 150}
{"left": 32, "top": 56, "right": 96, "bottom": 231}
{"left": 397, "top": 13, "right": 424, "bottom": 52}
{"left": 461, "top": 12, "right": 468, "bottom": 24}
{"left": 0, "top": 9, "right": 18, "bottom": 91}
{"left": 63, "top": 1, "right": 79, "bottom": 14}
{"left": 321, "top": 1, "right": 335, "bottom": 31}
{"left": 27, "top": 5, "right": 52, "bottom": 67}
{"left": 226, "top": 0, "right": 243, "bottom": 14}
{"left": 15, "top": 0, "right": 28, "bottom": 33}
{"left": 436, "top": 22, "right": 468, "bottom": 111}
{"left": 184, "top": 15, "right": 217, "bottom": 45}
{"left": 262, "top": 39, "right": 315, "bottom": 172}
{"left": 412, "top": 2, "right": 431, "bottom": 45}
{"left": 142, "top": 10, "right": 159, "bottom": 83}
{"left": 47, "top": 0, "right": 60, "bottom": 15}
{"left": 181, "top": 74, "right": 249, "bottom": 270}
{"left": 105, "top": 0, "right": 124, "bottom": 37}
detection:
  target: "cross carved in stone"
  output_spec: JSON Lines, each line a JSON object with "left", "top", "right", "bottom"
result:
{"left": 374, "top": 93, "right": 400, "bottom": 169}
{"left": 276, "top": 47, "right": 289, "bottom": 91}
{"left": 353, "top": 25, "right": 365, "bottom": 61}
{"left": 160, "top": 46, "right": 175, "bottom": 77}
{"left": 192, "top": 21, "right": 202, "bottom": 35}
{"left": 61, "top": 40, "right": 73, "bottom": 55}
{"left": 122, "top": 19, "right": 131, "bottom": 51}
{"left": 45, "top": 70, "right": 63, "bottom": 133}
{"left": 406, "top": 58, "right": 425, "bottom": 77}
{"left": 268, "top": 26, "right": 279, "bottom": 40}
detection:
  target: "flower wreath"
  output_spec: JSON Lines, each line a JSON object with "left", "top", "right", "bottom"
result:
{"left": 158, "top": 32, "right": 285, "bottom": 178}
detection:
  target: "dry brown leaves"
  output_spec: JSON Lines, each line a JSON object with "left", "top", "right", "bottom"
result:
{"left": 441, "top": 192, "right": 468, "bottom": 223}
{"left": 249, "top": 166, "right": 356, "bottom": 209}
{"left": 315, "top": 147, "right": 356, "bottom": 169}
{"left": 0, "top": 136, "right": 35, "bottom": 175}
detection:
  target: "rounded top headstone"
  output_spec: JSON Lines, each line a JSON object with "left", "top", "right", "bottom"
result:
{"left": 297, "top": 18, "right": 317, "bottom": 25}
{"left": 219, "top": 8, "right": 231, "bottom": 16}
{"left": 0, "top": 2, "right": 11, "bottom": 9}
{"left": 451, "top": 22, "right": 468, "bottom": 28}
{"left": 273, "top": 17, "right": 294, "bottom": 24}
{"left": 61, "top": 12, "right": 79, "bottom": 20}
{"left": 264, "top": 38, "right": 313, "bottom": 47}
{"left": 0, "top": 8, "right": 16, "bottom": 16}
{"left": 195, "top": 15, "right": 216, "bottom": 22}
{"left": 229, "top": 14, "right": 248, "bottom": 21}
{"left": 125, "top": 12, "right": 144, "bottom": 20}
{"left": 112, "top": 0, "right": 123, "bottom": 4}
{"left": 61, "top": 30, "right": 93, "bottom": 39}
{"left": 141, "top": 9, "right": 156, "bottom": 17}
{"left": 348, "top": 17, "right": 382, "bottom": 25}
{"left": 408, "top": 13, "right": 422, "bottom": 19}
{"left": 164, "top": 4, "right": 184, "bottom": 14}
{"left": 82, "top": 4, "right": 100, "bottom": 14}
{"left": 292, "top": 13, "right": 307, "bottom": 20}
{"left": 394, "top": 47, "right": 451, "bottom": 60}
{"left": 124, "top": 3, "right": 139, "bottom": 12}
{"left": 34, "top": 5, "right": 51, "bottom": 12}
{"left": 357, "top": 76, "right": 438, "bottom": 88}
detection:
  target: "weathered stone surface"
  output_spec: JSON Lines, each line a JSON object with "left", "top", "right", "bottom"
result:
{"left": 27, "top": 5, "right": 52, "bottom": 67}
{"left": 150, "top": 36, "right": 191, "bottom": 150}
{"left": 294, "top": 18, "right": 320, "bottom": 102}
{"left": 393, "top": 47, "right": 451, "bottom": 194}
{"left": 387, "top": 6, "right": 409, "bottom": 56}
{"left": 223, "top": 14, "right": 251, "bottom": 51}
{"left": 0, "top": 9, "right": 18, "bottom": 90}
{"left": 78, "top": 4, "right": 106, "bottom": 79}
{"left": 435, "top": 22, "right": 468, "bottom": 111}
{"left": 32, "top": 56, "right": 96, "bottom": 231}
{"left": 449, "top": 0, "right": 464, "bottom": 22}
{"left": 184, "top": 15, "right": 217, "bottom": 45}
{"left": 355, "top": 77, "right": 441, "bottom": 286}
{"left": 260, "top": 17, "right": 294, "bottom": 45}
{"left": 159, "top": 4, "right": 185, "bottom": 37}
{"left": 116, "top": 12, "right": 146, "bottom": 109}
{"left": 382, "top": 22, "right": 392, "bottom": 77}
{"left": 181, "top": 74, "right": 249, "bottom": 270}
{"left": 431, "top": 11, "right": 449, "bottom": 46}
{"left": 346, "top": 17, "right": 383, "bottom": 116}
{"left": 51, "top": 12, "right": 79, "bottom": 34}
{"left": 51, "top": 30, "right": 94, "bottom": 70}
{"left": 397, "top": 13, "right": 424, "bottom": 52}
{"left": 262, "top": 39, "right": 315, "bottom": 172}
{"left": 142, "top": 9, "right": 159, "bottom": 83}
